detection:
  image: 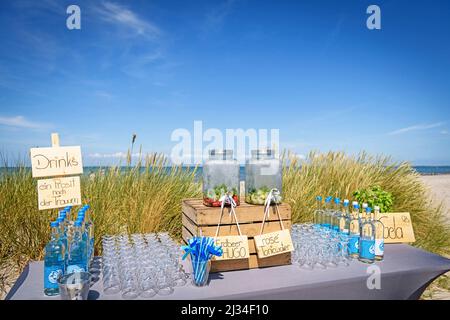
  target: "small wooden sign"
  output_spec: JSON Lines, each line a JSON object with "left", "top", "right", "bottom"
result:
{"left": 375, "top": 212, "right": 416, "bottom": 243}
{"left": 254, "top": 229, "right": 294, "bottom": 259}
{"left": 30, "top": 146, "right": 83, "bottom": 178}
{"left": 213, "top": 235, "right": 250, "bottom": 261}
{"left": 37, "top": 176, "right": 82, "bottom": 210}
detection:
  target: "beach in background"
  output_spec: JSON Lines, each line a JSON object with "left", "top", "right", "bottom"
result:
{"left": 420, "top": 175, "right": 450, "bottom": 300}
{"left": 421, "top": 175, "right": 450, "bottom": 219}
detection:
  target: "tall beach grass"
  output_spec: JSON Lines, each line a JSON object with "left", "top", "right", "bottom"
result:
{"left": 0, "top": 151, "right": 449, "bottom": 297}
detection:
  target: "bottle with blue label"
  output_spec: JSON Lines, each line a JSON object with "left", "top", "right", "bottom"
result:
{"left": 81, "top": 205, "right": 94, "bottom": 263}
{"left": 359, "top": 207, "right": 375, "bottom": 264}
{"left": 76, "top": 212, "right": 91, "bottom": 271}
{"left": 56, "top": 216, "right": 68, "bottom": 259}
{"left": 322, "top": 196, "right": 333, "bottom": 229}
{"left": 373, "top": 206, "right": 385, "bottom": 261}
{"left": 331, "top": 197, "right": 341, "bottom": 232}
{"left": 348, "top": 203, "right": 360, "bottom": 258}
{"left": 338, "top": 199, "right": 350, "bottom": 235}
{"left": 44, "top": 221, "right": 66, "bottom": 296}
{"left": 313, "top": 196, "right": 324, "bottom": 226}
{"left": 66, "top": 220, "right": 88, "bottom": 274}
{"left": 360, "top": 203, "right": 369, "bottom": 225}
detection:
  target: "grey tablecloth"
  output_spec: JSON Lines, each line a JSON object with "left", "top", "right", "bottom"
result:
{"left": 6, "top": 244, "right": 450, "bottom": 300}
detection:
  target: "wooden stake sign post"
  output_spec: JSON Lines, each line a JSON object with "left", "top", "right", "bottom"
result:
{"left": 375, "top": 212, "right": 416, "bottom": 243}
{"left": 30, "top": 133, "right": 83, "bottom": 210}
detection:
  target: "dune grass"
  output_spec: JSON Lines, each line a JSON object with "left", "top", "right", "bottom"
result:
{"left": 1, "top": 150, "right": 449, "bottom": 298}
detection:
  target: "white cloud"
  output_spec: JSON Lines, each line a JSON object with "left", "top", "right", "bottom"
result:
{"left": 201, "top": 0, "right": 237, "bottom": 35}
{"left": 94, "top": 90, "right": 114, "bottom": 100}
{"left": 388, "top": 122, "right": 445, "bottom": 135}
{"left": 441, "top": 130, "right": 449, "bottom": 135}
{"left": 0, "top": 115, "right": 50, "bottom": 129}
{"left": 95, "top": 1, "right": 161, "bottom": 39}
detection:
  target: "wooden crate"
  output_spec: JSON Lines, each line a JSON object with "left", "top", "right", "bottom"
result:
{"left": 181, "top": 198, "right": 292, "bottom": 272}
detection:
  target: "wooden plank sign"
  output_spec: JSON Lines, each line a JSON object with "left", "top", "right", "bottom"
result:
{"left": 30, "top": 146, "right": 83, "bottom": 178}
{"left": 375, "top": 212, "right": 416, "bottom": 243}
{"left": 254, "top": 229, "right": 294, "bottom": 259}
{"left": 213, "top": 236, "right": 250, "bottom": 261}
{"left": 37, "top": 176, "right": 82, "bottom": 210}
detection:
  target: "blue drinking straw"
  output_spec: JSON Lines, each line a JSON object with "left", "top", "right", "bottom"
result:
{"left": 181, "top": 236, "right": 222, "bottom": 285}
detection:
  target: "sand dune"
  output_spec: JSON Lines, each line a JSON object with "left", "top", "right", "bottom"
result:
{"left": 420, "top": 175, "right": 450, "bottom": 220}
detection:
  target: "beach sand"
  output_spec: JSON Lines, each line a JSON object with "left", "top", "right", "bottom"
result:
{"left": 420, "top": 175, "right": 450, "bottom": 300}
{"left": 420, "top": 175, "right": 450, "bottom": 220}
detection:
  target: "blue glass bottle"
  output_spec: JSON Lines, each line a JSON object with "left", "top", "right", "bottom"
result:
{"left": 338, "top": 199, "right": 351, "bottom": 235}
{"left": 56, "top": 217, "right": 68, "bottom": 260}
{"left": 373, "top": 206, "right": 385, "bottom": 261}
{"left": 331, "top": 197, "right": 341, "bottom": 232}
{"left": 359, "top": 207, "right": 375, "bottom": 264}
{"left": 63, "top": 205, "right": 73, "bottom": 222}
{"left": 348, "top": 203, "right": 360, "bottom": 258}
{"left": 82, "top": 205, "right": 94, "bottom": 263}
{"left": 76, "top": 213, "right": 90, "bottom": 271}
{"left": 313, "top": 196, "right": 323, "bottom": 226}
{"left": 66, "top": 220, "right": 88, "bottom": 274}
{"left": 322, "top": 196, "right": 333, "bottom": 229}
{"left": 44, "top": 221, "right": 66, "bottom": 296}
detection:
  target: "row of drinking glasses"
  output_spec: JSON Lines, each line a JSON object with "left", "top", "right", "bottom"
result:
{"left": 101, "top": 232, "right": 188, "bottom": 299}
{"left": 291, "top": 223, "right": 350, "bottom": 270}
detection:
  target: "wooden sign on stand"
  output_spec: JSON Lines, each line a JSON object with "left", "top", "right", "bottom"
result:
{"left": 30, "top": 133, "right": 83, "bottom": 211}
{"left": 37, "top": 176, "right": 81, "bottom": 210}
{"left": 375, "top": 212, "right": 416, "bottom": 243}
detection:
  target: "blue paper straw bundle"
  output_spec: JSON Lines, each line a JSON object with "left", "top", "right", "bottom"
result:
{"left": 181, "top": 236, "right": 223, "bottom": 286}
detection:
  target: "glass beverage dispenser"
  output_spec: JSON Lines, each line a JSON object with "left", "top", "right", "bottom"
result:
{"left": 203, "top": 150, "right": 240, "bottom": 207}
{"left": 245, "top": 149, "right": 282, "bottom": 205}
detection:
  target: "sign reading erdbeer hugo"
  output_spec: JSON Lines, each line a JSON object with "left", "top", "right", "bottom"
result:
{"left": 213, "top": 235, "right": 250, "bottom": 261}
{"left": 30, "top": 146, "right": 83, "bottom": 178}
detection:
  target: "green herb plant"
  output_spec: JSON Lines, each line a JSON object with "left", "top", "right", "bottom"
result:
{"left": 353, "top": 185, "right": 394, "bottom": 213}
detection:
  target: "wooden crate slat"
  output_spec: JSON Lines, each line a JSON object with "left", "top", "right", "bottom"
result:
{"left": 211, "top": 253, "right": 291, "bottom": 272}
{"left": 182, "top": 213, "right": 291, "bottom": 238}
{"left": 182, "top": 199, "right": 291, "bottom": 225}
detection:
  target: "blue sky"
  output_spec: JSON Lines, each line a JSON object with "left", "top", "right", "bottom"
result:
{"left": 0, "top": 0, "right": 449, "bottom": 165}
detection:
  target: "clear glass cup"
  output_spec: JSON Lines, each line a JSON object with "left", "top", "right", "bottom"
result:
{"left": 190, "top": 258, "right": 211, "bottom": 287}
{"left": 58, "top": 272, "right": 91, "bottom": 300}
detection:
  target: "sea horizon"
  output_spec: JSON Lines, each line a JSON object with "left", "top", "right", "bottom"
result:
{"left": 2, "top": 165, "right": 450, "bottom": 178}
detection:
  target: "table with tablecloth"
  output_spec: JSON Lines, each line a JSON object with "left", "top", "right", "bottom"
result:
{"left": 6, "top": 244, "right": 450, "bottom": 300}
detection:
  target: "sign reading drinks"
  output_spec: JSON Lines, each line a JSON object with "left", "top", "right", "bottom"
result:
{"left": 30, "top": 146, "right": 83, "bottom": 178}
{"left": 38, "top": 176, "right": 81, "bottom": 210}
{"left": 30, "top": 133, "right": 84, "bottom": 211}
{"left": 213, "top": 236, "right": 250, "bottom": 261}
{"left": 375, "top": 212, "right": 416, "bottom": 243}
{"left": 254, "top": 229, "right": 294, "bottom": 259}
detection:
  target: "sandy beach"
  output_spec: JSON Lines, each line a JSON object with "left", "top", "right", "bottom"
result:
{"left": 420, "top": 175, "right": 450, "bottom": 220}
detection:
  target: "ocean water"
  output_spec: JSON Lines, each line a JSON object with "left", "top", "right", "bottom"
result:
{"left": 2, "top": 166, "right": 450, "bottom": 179}
{"left": 82, "top": 165, "right": 450, "bottom": 180}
